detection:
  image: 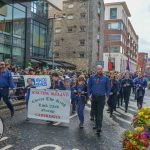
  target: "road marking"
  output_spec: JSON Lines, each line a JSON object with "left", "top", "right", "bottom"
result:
{"left": 53, "top": 113, "right": 77, "bottom": 126}
{"left": 0, "top": 137, "right": 8, "bottom": 142}
{"left": 31, "top": 144, "right": 61, "bottom": 150}
{"left": 0, "top": 145, "right": 13, "bottom": 150}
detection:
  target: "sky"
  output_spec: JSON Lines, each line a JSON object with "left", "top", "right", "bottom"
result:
{"left": 104, "top": 0, "right": 150, "bottom": 57}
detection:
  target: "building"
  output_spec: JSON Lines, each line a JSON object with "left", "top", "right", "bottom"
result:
{"left": 146, "top": 58, "right": 150, "bottom": 75}
{"left": 137, "top": 52, "right": 148, "bottom": 73}
{"left": 104, "top": 2, "right": 138, "bottom": 72}
{"left": 0, "top": 0, "right": 63, "bottom": 68}
{"left": 49, "top": 0, "right": 105, "bottom": 71}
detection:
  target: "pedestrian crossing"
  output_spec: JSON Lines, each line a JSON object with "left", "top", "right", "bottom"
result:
{"left": 0, "top": 137, "right": 13, "bottom": 150}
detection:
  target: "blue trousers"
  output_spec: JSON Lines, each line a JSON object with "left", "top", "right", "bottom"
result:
{"left": 76, "top": 97, "right": 85, "bottom": 124}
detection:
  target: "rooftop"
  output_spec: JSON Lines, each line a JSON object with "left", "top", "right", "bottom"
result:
{"left": 105, "top": 1, "right": 131, "bottom": 17}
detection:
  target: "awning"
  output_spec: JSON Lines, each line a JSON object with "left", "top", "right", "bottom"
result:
{"left": 43, "top": 60, "right": 62, "bottom": 67}
{"left": 31, "top": 59, "right": 42, "bottom": 64}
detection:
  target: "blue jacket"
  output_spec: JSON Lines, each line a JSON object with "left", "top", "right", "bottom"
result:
{"left": 0, "top": 69, "right": 15, "bottom": 89}
{"left": 71, "top": 86, "right": 77, "bottom": 100}
{"left": 133, "top": 77, "right": 147, "bottom": 88}
{"left": 88, "top": 74, "right": 110, "bottom": 97}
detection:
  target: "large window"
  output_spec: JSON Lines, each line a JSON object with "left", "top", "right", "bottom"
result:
{"left": 108, "top": 34, "right": 121, "bottom": 41}
{"left": 31, "top": 0, "right": 48, "bottom": 18}
{"left": 110, "top": 8, "right": 117, "bottom": 19}
{"left": 0, "top": 1, "right": 26, "bottom": 67}
{"left": 31, "top": 20, "right": 47, "bottom": 58}
{"left": 108, "top": 22, "right": 123, "bottom": 30}
{"left": 109, "top": 46, "right": 120, "bottom": 53}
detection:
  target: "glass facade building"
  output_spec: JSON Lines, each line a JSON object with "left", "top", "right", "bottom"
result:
{"left": 0, "top": 0, "right": 49, "bottom": 67}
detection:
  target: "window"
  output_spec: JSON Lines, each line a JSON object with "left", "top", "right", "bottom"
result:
{"left": 55, "top": 40, "right": 60, "bottom": 46}
{"left": 80, "top": 39, "right": 85, "bottom": 46}
{"left": 79, "top": 52, "right": 85, "bottom": 58}
{"left": 80, "top": 13, "right": 86, "bottom": 19}
{"left": 67, "top": 15, "right": 74, "bottom": 20}
{"left": 80, "top": 26, "right": 86, "bottom": 32}
{"left": 31, "top": 1, "right": 48, "bottom": 18}
{"left": 68, "top": 4, "right": 74, "bottom": 8}
{"left": 67, "top": 26, "right": 73, "bottom": 33}
{"left": 55, "top": 52, "right": 59, "bottom": 57}
{"left": 108, "top": 34, "right": 121, "bottom": 41}
{"left": 31, "top": 20, "right": 47, "bottom": 58}
{"left": 108, "top": 22, "right": 123, "bottom": 30}
{"left": 109, "top": 46, "right": 120, "bottom": 53}
{"left": 110, "top": 8, "right": 117, "bottom": 19}
{"left": 55, "top": 28, "right": 61, "bottom": 33}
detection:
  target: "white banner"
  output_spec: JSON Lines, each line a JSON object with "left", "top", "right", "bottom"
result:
{"left": 24, "top": 75, "right": 51, "bottom": 89}
{"left": 28, "top": 89, "right": 71, "bottom": 123}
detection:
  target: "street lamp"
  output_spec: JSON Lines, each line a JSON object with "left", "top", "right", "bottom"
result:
{"left": 48, "top": 14, "right": 66, "bottom": 69}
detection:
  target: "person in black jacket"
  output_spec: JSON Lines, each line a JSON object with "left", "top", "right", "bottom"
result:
{"left": 108, "top": 73, "right": 118, "bottom": 118}
{"left": 122, "top": 72, "right": 133, "bottom": 113}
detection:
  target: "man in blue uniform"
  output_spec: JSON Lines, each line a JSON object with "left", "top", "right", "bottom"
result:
{"left": 88, "top": 65, "right": 110, "bottom": 136}
{"left": 134, "top": 72, "right": 147, "bottom": 109}
{"left": 0, "top": 61, "right": 15, "bottom": 117}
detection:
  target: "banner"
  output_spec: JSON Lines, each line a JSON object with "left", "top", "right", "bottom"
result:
{"left": 28, "top": 89, "right": 71, "bottom": 123}
{"left": 24, "top": 75, "right": 51, "bottom": 89}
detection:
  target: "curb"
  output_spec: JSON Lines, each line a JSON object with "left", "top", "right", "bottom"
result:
{"left": 0, "top": 101, "right": 25, "bottom": 110}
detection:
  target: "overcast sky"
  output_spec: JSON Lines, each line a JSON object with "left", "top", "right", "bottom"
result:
{"left": 104, "top": 0, "right": 150, "bottom": 57}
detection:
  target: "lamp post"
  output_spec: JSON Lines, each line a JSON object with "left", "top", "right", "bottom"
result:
{"left": 48, "top": 14, "right": 66, "bottom": 69}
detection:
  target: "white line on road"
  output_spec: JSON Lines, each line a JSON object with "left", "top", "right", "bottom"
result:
{"left": 0, "top": 145, "right": 13, "bottom": 150}
{"left": 0, "top": 137, "right": 8, "bottom": 142}
{"left": 31, "top": 144, "right": 62, "bottom": 150}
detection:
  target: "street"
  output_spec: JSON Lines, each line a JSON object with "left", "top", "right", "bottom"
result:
{"left": 0, "top": 90, "right": 149, "bottom": 150}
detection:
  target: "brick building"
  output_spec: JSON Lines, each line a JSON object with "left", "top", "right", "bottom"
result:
{"left": 48, "top": 0, "right": 105, "bottom": 71}
{"left": 137, "top": 52, "right": 148, "bottom": 73}
{"left": 103, "top": 2, "right": 138, "bottom": 72}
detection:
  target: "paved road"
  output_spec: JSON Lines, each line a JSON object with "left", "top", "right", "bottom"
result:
{"left": 0, "top": 92, "right": 149, "bottom": 150}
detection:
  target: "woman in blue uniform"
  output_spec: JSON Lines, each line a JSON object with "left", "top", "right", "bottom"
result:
{"left": 74, "top": 76, "right": 87, "bottom": 128}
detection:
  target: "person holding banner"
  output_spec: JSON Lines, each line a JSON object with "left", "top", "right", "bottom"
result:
{"left": 71, "top": 79, "right": 77, "bottom": 114}
{"left": 24, "top": 78, "right": 36, "bottom": 106}
{"left": 74, "top": 76, "right": 87, "bottom": 128}
{"left": 50, "top": 72, "right": 66, "bottom": 90}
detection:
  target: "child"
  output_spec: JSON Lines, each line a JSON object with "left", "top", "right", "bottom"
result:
{"left": 71, "top": 79, "right": 77, "bottom": 114}
{"left": 24, "top": 78, "right": 35, "bottom": 107}
{"left": 75, "top": 76, "right": 87, "bottom": 128}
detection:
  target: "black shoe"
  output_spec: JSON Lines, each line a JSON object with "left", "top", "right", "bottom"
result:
{"left": 93, "top": 126, "right": 97, "bottom": 130}
{"left": 79, "top": 123, "right": 84, "bottom": 129}
{"left": 125, "top": 110, "right": 127, "bottom": 113}
{"left": 96, "top": 129, "right": 101, "bottom": 137}
{"left": 110, "top": 114, "right": 113, "bottom": 118}
{"left": 11, "top": 110, "right": 14, "bottom": 117}
{"left": 90, "top": 117, "right": 94, "bottom": 121}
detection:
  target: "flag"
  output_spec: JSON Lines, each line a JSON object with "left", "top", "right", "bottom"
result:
{"left": 108, "top": 58, "right": 112, "bottom": 71}
{"left": 126, "top": 57, "right": 130, "bottom": 71}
